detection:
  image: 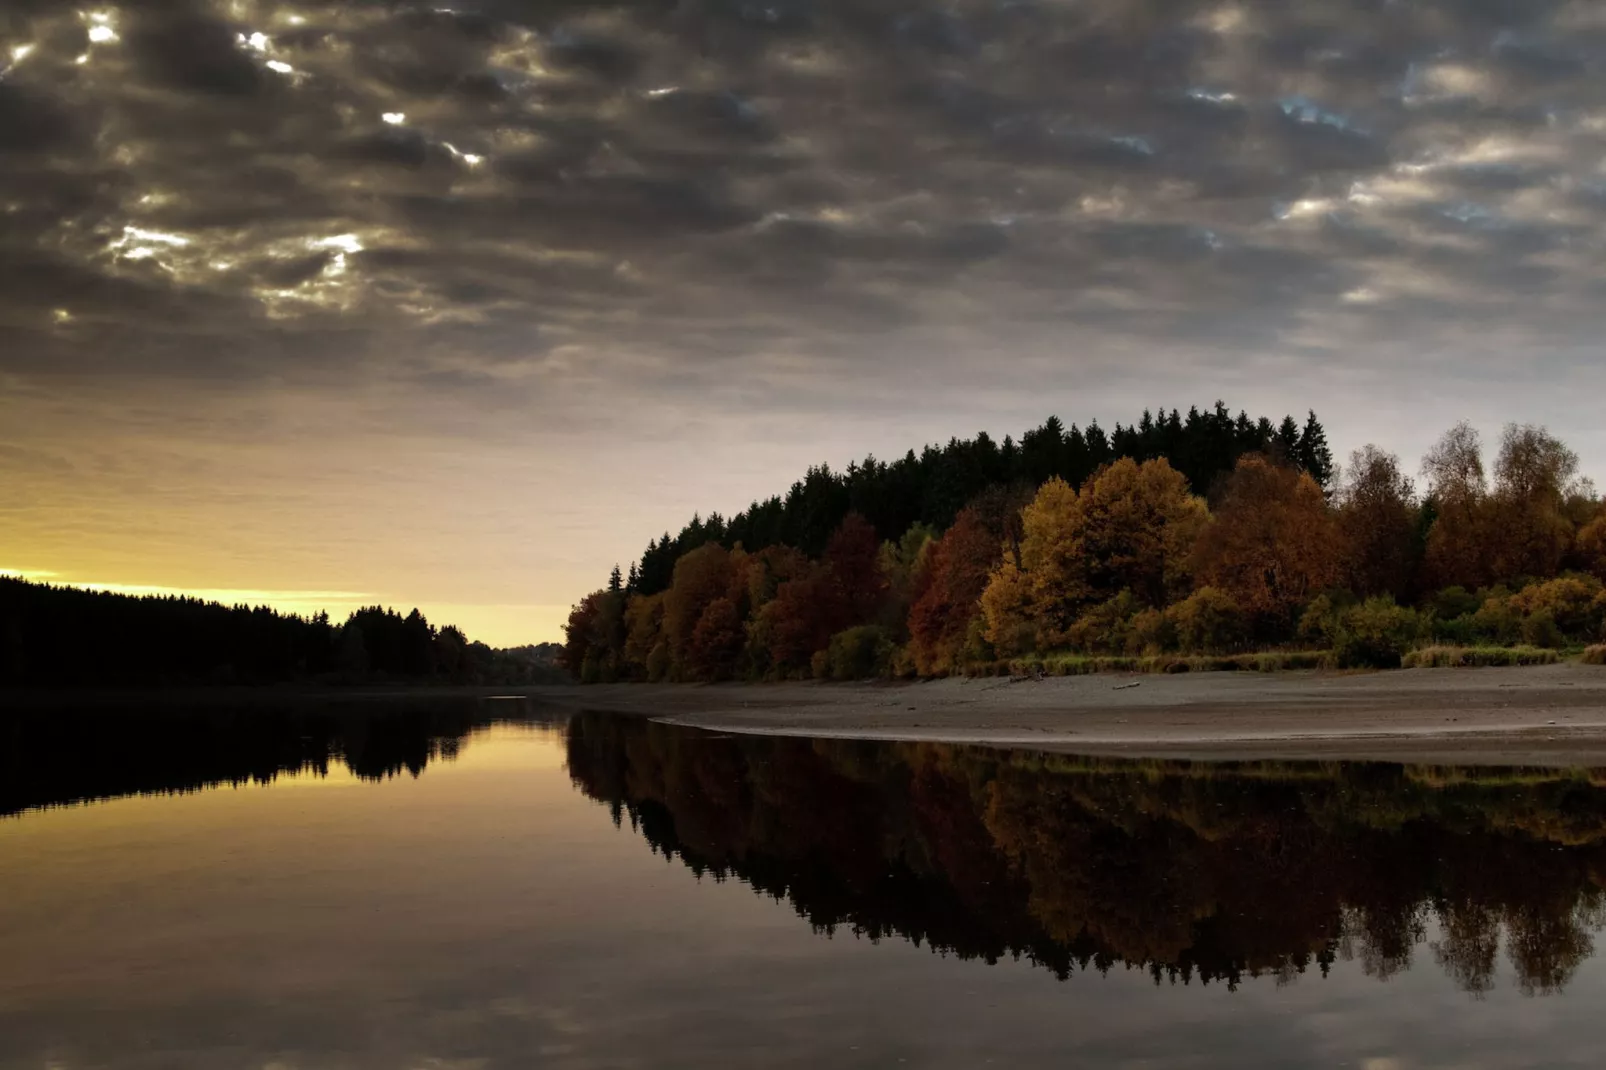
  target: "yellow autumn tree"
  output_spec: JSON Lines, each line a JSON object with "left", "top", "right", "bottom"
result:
{"left": 981, "top": 460, "right": 1208, "bottom": 654}
{"left": 981, "top": 478, "right": 1079, "bottom": 655}
{"left": 1076, "top": 456, "right": 1208, "bottom": 606}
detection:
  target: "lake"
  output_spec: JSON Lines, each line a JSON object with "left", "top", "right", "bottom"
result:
{"left": 5, "top": 697, "right": 1606, "bottom": 1068}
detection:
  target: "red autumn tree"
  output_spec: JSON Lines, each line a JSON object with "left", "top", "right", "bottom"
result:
{"left": 908, "top": 508, "right": 1002, "bottom": 675}
{"left": 824, "top": 512, "right": 889, "bottom": 625}
{"left": 753, "top": 565, "right": 838, "bottom": 676}
{"left": 685, "top": 597, "right": 746, "bottom": 681}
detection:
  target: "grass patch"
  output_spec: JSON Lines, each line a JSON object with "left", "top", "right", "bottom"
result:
{"left": 997, "top": 651, "right": 1331, "bottom": 677}
{"left": 979, "top": 645, "right": 1584, "bottom": 677}
{"left": 1401, "top": 645, "right": 1560, "bottom": 668}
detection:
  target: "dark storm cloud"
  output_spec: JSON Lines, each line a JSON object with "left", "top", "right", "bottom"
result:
{"left": 3, "top": 0, "right": 1606, "bottom": 394}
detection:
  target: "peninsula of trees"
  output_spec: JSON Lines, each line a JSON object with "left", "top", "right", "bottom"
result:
{"left": 0, "top": 578, "right": 564, "bottom": 688}
{"left": 564, "top": 404, "right": 1606, "bottom": 681}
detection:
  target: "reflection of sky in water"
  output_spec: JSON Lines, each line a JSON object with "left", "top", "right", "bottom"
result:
{"left": 3, "top": 718, "right": 1606, "bottom": 1069}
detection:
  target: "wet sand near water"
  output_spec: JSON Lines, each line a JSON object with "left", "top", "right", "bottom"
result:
{"left": 531, "top": 663, "right": 1606, "bottom": 766}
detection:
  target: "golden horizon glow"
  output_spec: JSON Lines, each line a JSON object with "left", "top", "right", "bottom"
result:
{"left": 1, "top": 568, "right": 567, "bottom": 647}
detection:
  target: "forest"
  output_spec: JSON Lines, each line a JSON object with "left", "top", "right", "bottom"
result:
{"left": 565, "top": 404, "right": 1606, "bottom": 681}
{"left": 0, "top": 577, "right": 565, "bottom": 688}
{"left": 568, "top": 713, "right": 1606, "bottom": 997}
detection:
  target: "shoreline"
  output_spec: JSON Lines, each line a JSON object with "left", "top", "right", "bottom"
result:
{"left": 13, "top": 664, "right": 1606, "bottom": 765}
{"left": 531, "top": 663, "right": 1606, "bottom": 766}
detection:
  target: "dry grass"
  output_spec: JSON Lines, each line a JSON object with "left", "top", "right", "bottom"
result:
{"left": 993, "top": 651, "right": 1330, "bottom": 677}
{"left": 1582, "top": 645, "right": 1606, "bottom": 666}
{"left": 1401, "top": 646, "right": 1560, "bottom": 669}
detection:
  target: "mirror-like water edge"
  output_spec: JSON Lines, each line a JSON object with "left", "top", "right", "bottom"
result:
{"left": 567, "top": 711, "right": 1606, "bottom": 998}
{"left": 7, "top": 700, "right": 1606, "bottom": 1003}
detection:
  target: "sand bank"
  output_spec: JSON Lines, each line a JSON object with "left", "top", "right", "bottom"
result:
{"left": 533, "top": 663, "right": 1606, "bottom": 765}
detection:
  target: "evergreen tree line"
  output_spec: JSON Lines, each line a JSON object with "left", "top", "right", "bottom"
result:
{"left": 631, "top": 402, "right": 1335, "bottom": 594}
{"left": 0, "top": 578, "right": 565, "bottom": 688}
{"left": 566, "top": 415, "right": 1606, "bottom": 682}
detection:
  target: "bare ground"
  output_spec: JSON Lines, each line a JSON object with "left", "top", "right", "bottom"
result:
{"left": 532, "top": 663, "right": 1606, "bottom": 766}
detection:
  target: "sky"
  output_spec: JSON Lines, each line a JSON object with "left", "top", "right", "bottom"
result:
{"left": 4, "top": 0, "right": 1606, "bottom": 646}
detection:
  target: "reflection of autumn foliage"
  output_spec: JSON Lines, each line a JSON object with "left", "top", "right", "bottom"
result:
{"left": 568, "top": 713, "right": 1606, "bottom": 995}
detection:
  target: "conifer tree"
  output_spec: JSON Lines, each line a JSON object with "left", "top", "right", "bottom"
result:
{"left": 1297, "top": 411, "right": 1334, "bottom": 490}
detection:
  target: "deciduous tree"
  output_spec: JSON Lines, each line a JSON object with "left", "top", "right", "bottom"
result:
{"left": 1192, "top": 456, "right": 1340, "bottom": 632}
{"left": 909, "top": 508, "right": 1002, "bottom": 674}
{"left": 1336, "top": 446, "right": 1418, "bottom": 598}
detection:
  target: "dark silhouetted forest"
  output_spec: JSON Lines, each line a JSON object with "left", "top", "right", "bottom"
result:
{"left": 569, "top": 713, "right": 1606, "bottom": 997}
{"left": 567, "top": 407, "right": 1606, "bottom": 681}
{"left": 0, "top": 578, "right": 565, "bottom": 688}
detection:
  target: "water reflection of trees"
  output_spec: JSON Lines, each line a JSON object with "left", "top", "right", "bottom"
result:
{"left": 567, "top": 712, "right": 1606, "bottom": 996}
{"left": 0, "top": 699, "right": 546, "bottom": 815}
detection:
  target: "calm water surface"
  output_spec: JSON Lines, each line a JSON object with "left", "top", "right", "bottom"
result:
{"left": 6, "top": 699, "right": 1606, "bottom": 1068}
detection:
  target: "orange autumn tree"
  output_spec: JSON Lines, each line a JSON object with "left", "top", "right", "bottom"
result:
{"left": 1192, "top": 455, "right": 1340, "bottom": 633}
{"left": 662, "top": 542, "right": 749, "bottom": 680}
{"left": 1577, "top": 514, "right": 1606, "bottom": 581}
{"left": 908, "top": 507, "right": 1002, "bottom": 675}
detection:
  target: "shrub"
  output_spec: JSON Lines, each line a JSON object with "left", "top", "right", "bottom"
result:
{"left": 821, "top": 625, "right": 895, "bottom": 680}
{"left": 1331, "top": 596, "right": 1426, "bottom": 668}
{"left": 645, "top": 640, "right": 671, "bottom": 683}
{"left": 1066, "top": 591, "right": 1144, "bottom": 654}
{"left": 1520, "top": 609, "right": 1565, "bottom": 649}
{"left": 1431, "top": 586, "right": 1481, "bottom": 621}
{"left": 580, "top": 653, "right": 603, "bottom": 684}
{"left": 1583, "top": 645, "right": 1606, "bottom": 666}
{"left": 1298, "top": 595, "right": 1340, "bottom": 647}
{"left": 1471, "top": 595, "right": 1521, "bottom": 645}
{"left": 1128, "top": 607, "right": 1175, "bottom": 655}
{"left": 1509, "top": 575, "right": 1606, "bottom": 641}
{"left": 1433, "top": 614, "right": 1480, "bottom": 647}
{"left": 960, "top": 615, "right": 995, "bottom": 668}
{"left": 1168, "top": 587, "right": 1248, "bottom": 654}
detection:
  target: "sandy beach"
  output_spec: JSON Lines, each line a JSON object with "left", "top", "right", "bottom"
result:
{"left": 533, "top": 663, "right": 1606, "bottom": 765}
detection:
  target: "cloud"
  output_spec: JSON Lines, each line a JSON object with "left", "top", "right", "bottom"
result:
{"left": 6, "top": 0, "right": 1606, "bottom": 635}
{"left": 0, "top": 0, "right": 1597, "bottom": 404}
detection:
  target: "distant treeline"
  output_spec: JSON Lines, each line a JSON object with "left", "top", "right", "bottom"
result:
{"left": 565, "top": 405, "right": 1606, "bottom": 681}
{"left": 0, "top": 578, "right": 565, "bottom": 688}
